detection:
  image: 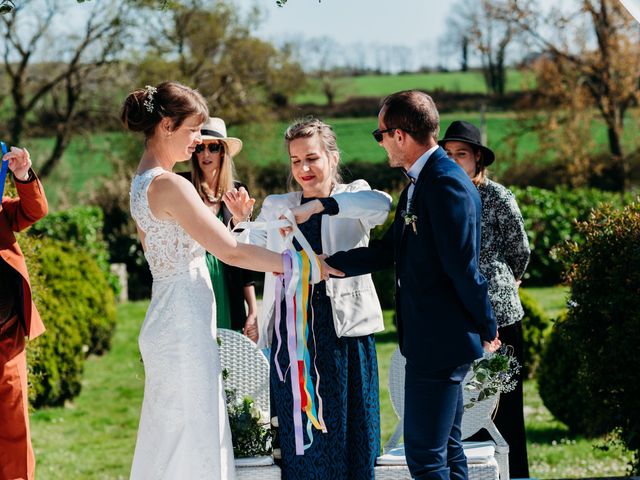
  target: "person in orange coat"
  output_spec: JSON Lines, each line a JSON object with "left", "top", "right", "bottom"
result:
{"left": 0, "top": 146, "right": 48, "bottom": 480}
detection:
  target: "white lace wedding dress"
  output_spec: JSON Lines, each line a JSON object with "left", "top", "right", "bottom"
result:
{"left": 129, "top": 167, "right": 235, "bottom": 479}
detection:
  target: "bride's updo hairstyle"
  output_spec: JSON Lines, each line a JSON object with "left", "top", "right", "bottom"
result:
{"left": 121, "top": 81, "right": 209, "bottom": 139}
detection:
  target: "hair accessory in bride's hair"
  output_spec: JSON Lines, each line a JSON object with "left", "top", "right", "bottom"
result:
{"left": 143, "top": 85, "right": 158, "bottom": 113}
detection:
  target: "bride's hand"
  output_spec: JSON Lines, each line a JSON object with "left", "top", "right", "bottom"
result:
{"left": 223, "top": 187, "right": 255, "bottom": 224}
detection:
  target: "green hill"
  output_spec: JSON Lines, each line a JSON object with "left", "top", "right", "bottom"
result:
{"left": 295, "top": 70, "right": 536, "bottom": 105}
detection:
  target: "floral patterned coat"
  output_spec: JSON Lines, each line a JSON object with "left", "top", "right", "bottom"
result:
{"left": 478, "top": 178, "right": 530, "bottom": 327}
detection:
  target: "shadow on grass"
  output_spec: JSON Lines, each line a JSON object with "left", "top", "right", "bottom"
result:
{"left": 526, "top": 423, "right": 580, "bottom": 444}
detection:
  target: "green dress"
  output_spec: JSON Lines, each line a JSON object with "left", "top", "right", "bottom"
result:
{"left": 206, "top": 211, "right": 232, "bottom": 329}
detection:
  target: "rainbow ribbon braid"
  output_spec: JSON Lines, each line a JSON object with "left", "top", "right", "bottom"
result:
{"left": 234, "top": 209, "right": 327, "bottom": 455}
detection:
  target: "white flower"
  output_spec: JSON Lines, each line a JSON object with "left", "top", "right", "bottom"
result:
{"left": 143, "top": 85, "right": 157, "bottom": 113}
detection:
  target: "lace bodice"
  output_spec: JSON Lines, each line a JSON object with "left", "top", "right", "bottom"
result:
{"left": 130, "top": 168, "right": 205, "bottom": 280}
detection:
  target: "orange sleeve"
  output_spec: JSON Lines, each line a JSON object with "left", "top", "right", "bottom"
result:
{"left": 1, "top": 171, "right": 49, "bottom": 232}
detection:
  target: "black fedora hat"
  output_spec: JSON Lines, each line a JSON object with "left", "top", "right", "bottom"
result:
{"left": 438, "top": 120, "right": 495, "bottom": 166}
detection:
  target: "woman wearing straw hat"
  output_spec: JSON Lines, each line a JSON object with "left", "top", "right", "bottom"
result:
{"left": 183, "top": 117, "right": 259, "bottom": 339}
{"left": 440, "top": 120, "right": 531, "bottom": 478}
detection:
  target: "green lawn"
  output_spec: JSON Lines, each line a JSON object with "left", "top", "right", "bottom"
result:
{"left": 30, "top": 302, "right": 146, "bottom": 480}
{"left": 524, "top": 286, "right": 570, "bottom": 319}
{"left": 294, "top": 70, "right": 536, "bottom": 105}
{"left": 524, "top": 380, "right": 632, "bottom": 477}
{"left": 29, "top": 287, "right": 631, "bottom": 478}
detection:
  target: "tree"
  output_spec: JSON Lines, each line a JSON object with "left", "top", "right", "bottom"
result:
{"left": 301, "top": 36, "right": 346, "bottom": 107}
{"left": 440, "top": 0, "right": 519, "bottom": 96}
{"left": 1, "top": 0, "right": 133, "bottom": 178}
{"left": 136, "top": 0, "right": 306, "bottom": 123}
{"left": 505, "top": 0, "right": 640, "bottom": 191}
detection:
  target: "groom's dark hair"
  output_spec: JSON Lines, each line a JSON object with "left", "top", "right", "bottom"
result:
{"left": 380, "top": 90, "right": 440, "bottom": 145}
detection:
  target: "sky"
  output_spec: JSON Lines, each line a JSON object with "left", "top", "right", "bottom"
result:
{"left": 241, "top": 0, "right": 452, "bottom": 47}
{"left": 234, "top": 0, "right": 561, "bottom": 71}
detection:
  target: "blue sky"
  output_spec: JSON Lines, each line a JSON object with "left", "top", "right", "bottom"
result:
{"left": 235, "top": 0, "right": 562, "bottom": 70}
{"left": 242, "top": 0, "right": 452, "bottom": 47}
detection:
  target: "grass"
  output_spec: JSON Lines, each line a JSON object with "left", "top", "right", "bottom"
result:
{"left": 30, "top": 302, "right": 146, "bottom": 480}
{"left": 524, "top": 286, "right": 570, "bottom": 319}
{"left": 524, "top": 380, "right": 632, "bottom": 477}
{"left": 29, "top": 287, "right": 632, "bottom": 478}
{"left": 294, "top": 70, "right": 536, "bottom": 105}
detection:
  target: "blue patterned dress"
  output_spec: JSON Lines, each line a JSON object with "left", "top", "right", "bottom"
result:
{"left": 270, "top": 196, "right": 380, "bottom": 480}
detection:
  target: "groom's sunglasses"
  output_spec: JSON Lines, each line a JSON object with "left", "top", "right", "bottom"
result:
{"left": 372, "top": 127, "right": 415, "bottom": 143}
{"left": 195, "top": 143, "right": 222, "bottom": 154}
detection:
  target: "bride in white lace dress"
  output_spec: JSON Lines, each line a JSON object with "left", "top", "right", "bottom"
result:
{"left": 123, "top": 82, "right": 286, "bottom": 480}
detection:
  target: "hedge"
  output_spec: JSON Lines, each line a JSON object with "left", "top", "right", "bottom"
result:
{"left": 28, "top": 205, "right": 119, "bottom": 295}
{"left": 519, "top": 290, "right": 552, "bottom": 379}
{"left": 539, "top": 201, "right": 640, "bottom": 471}
{"left": 512, "top": 186, "right": 633, "bottom": 285}
{"left": 22, "top": 236, "right": 117, "bottom": 407}
{"left": 536, "top": 314, "right": 607, "bottom": 437}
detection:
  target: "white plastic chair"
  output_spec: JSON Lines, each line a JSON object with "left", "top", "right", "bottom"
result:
{"left": 374, "top": 348, "right": 509, "bottom": 480}
{"left": 218, "top": 328, "right": 281, "bottom": 479}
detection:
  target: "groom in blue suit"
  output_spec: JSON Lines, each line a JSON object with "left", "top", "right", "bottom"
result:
{"left": 325, "top": 90, "right": 499, "bottom": 480}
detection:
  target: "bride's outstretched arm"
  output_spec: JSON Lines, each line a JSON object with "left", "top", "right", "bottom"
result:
{"left": 147, "top": 172, "right": 282, "bottom": 274}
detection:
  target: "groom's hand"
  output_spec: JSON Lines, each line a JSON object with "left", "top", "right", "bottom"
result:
{"left": 482, "top": 336, "right": 501, "bottom": 353}
{"left": 319, "top": 254, "right": 344, "bottom": 280}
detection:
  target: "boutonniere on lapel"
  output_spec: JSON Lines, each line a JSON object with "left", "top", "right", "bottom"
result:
{"left": 401, "top": 209, "right": 418, "bottom": 234}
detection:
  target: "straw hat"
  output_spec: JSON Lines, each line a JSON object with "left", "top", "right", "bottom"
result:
{"left": 200, "top": 117, "right": 243, "bottom": 157}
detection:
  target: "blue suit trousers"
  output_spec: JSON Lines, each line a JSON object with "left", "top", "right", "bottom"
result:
{"left": 404, "top": 361, "right": 471, "bottom": 480}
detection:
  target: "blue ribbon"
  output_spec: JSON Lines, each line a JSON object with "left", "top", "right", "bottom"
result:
{"left": 0, "top": 142, "right": 8, "bottom": 199}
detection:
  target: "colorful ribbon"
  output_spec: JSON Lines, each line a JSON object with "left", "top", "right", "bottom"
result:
{"left": 234, "top": 209, "right": 326, "bottom": 455}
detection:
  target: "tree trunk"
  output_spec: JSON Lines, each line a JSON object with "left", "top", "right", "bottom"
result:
{"left": 39, "top": 128, "right": 70, "bottom": 179}
{"left": 461, "top": 36, "right": 469, "bottom": 72}
{"left": 605, "top": 123, "right": 628, "bottom": 193}
{"left": 10, "top": 80, "right": 25, "bottom": 145}
{"left": 9, "top": 107, "right": 25, "bottom": 146}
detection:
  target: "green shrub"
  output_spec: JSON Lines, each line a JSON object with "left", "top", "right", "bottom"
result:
{"left": 545, "top": 201, "right": 640, "bottom": 470}
{"left": 22, "top": 237, "right": 117, "bottom": 407}
{"left": 512, "top": 186, "right": 633, "bottom": 285}
{"left": 537, "top": 315, "right": 607, "bottom": 437}
{"left": 519, "top": 290, "right": 552, "bottom": 379}
{"left": 28, "top": 206, "right": 119, "bottom": 295}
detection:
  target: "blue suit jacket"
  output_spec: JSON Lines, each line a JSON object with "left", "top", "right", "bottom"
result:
{"left": 328, "top": 147, "right": 496, "bottom": 372}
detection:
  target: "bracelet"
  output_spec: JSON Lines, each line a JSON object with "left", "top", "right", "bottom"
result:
{"left": 232, "top": 214, "right": 251, "bottom": 224}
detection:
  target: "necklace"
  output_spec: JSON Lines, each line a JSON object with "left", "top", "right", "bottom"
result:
{"left": 206, "top": 193, "right": 222, "bottom": 204}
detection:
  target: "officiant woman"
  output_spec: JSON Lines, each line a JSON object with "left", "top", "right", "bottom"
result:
{"left": 224, "top": 117, "right": 391, "bottom": 480}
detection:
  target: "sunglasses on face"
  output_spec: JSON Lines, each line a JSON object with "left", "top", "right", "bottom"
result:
{"left": 372, "top": 128, "right": 396, "bottom": 142}
{"left": 195, "top": 143, "right": 222, "bottom": 154}
{"left": 371, "top": 127, "right": 416, "bottom": 143}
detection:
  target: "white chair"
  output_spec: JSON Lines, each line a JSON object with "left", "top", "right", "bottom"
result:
{"left": 218, "top": 328, "right": 281, "bottom": 480}
{"left": 374, "top": 348, "right": 509, "bottom": 480}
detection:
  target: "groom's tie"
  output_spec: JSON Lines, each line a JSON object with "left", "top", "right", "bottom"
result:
{"left": 402, "top": 168, "right": 417, "bottom": 210}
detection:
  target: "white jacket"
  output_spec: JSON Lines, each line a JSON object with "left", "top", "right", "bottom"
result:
{"left": 238, "top": 180, "right": 392, "bottom": 348}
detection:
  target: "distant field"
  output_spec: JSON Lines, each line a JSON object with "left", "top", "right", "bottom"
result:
{"left": 24, "top": 113, "right": 537, "bottom": 207}
{"left": 295, "top": 70, "right": 536, "bottom": 105}
{"left": 23, "top": 108, "right": 640, "bottom": 209}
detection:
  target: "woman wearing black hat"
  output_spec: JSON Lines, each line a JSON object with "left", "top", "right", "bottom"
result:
{"left": 440, "top": 120, "right": 531, "bottom": 478}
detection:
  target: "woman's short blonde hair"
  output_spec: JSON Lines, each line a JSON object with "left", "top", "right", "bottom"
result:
{"left": 284, "top": 117, "right": 342, "bottom": 190}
